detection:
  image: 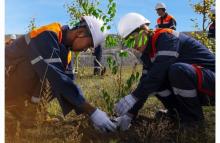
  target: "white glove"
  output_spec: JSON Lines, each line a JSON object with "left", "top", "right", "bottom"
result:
{"left": 115, "top": 114, "right": 132, "bottom": 131}
{"left": 114, "top": 94, "right": 137, "bottom": 116}
{"left": 90, "top": 109, "right": 116, "bottom": 132}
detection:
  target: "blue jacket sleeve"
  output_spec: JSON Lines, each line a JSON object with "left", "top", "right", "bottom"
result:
{"left": 169, "top": 18, "right": 177, "bottom": 30}
{"left": 132, "top": 33, "right": 179, "bottom": 99}
{"left": 26, "top": 31, "right": 85, "bottom": 115}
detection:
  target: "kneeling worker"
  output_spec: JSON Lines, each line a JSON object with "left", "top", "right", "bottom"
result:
{"left": 5, "top": 16, "right": 116, "bottom": 132}
{"left": 115, "top": 13, "right": 215, "bottom": 131}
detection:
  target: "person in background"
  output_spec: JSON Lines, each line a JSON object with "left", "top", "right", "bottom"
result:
{"left": 208, "top": 8, "right": 215, "bottom": 39}
{"left": 5, "top": 34, "right": 17, "bottom": 47}
{"left": 93, "top": 45, "right": 103, "bottom": 75}
{"left": 155, "top": 2, "right": 177, "bottom": 30}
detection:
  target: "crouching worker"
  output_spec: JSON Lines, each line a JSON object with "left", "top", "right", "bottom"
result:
{"left": 114, "top": 13, "right": 215, "bottom": 131}
{"left": 5, "top": 16, "right": 116, "bottom": 132}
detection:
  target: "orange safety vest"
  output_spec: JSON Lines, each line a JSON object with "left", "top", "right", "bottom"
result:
{"left": 150, "top": 28, "right": 174, "bottom": 58}
{"left": 30, "top": 22, "right": 63, "bottom": 44}
{"left": 29, "top": 22, "right": 72, "bottom": 65}
{"left": 157, "top": 15, "right": 174, "bottom": 25}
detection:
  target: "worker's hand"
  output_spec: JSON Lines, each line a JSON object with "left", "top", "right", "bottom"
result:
{"left": 114, "top": 114, "right": 133, "bottom": 131}
{"left": 90, "top": 109, "right": 116, "bottom": 132}
{"left": 114, "top": 94, "right": 138, "bottom": 116}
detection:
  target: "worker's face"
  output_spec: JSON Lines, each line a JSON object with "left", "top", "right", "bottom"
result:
{"left": 71, "top": 28, "right": 93, "bottom": 52}
{"left": 156, "top": 8, "right": 165, "bottom": 16}
{"left": 7, "top": 39, "right": 15, "bottom": 45}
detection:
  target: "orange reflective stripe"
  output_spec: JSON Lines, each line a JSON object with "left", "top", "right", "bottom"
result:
{"left": 150, "top": 28, "right": 174, "bottom": 58}
{"left": 67, "top": 51, "right": 72, "bottom": 65}
{"left": 29, "top": 22, "right": 62, "bottom": 43}
{"left": 192, "top": 64, "right": 215, "bottom": 96}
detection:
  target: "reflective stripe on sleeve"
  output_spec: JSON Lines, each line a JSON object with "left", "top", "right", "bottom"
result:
{"left": 151, "top": 51, "right": 179, "bottom": 62}
{"left": 44, "top": 58, "right": 62, "bottom": 64}
{"left": 31, "top": 56, "right": 43, "bottom": 65}
{"left": 65, "top": 70, "right": 74, "bottom": 74}
{"left": 173, "top": 87, "right": 197, "bottom": 97}
{"left": 142, "top": 69, "right": 148, "bottom": 75}
{"left": 157, "top": 89, "right": 171, "bottom": 97}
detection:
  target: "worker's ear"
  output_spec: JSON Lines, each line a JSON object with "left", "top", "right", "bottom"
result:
{"left": 76, "top": 27, "right": 91, "bottom": 38}
{"left": 77, "top": 31, "right": 86, "bottom": 38}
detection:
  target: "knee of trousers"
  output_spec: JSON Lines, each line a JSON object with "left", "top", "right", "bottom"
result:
{"left": 168, "top": 63, "right": 198, "bottom": 98}
{"left": 168, "top": 63, "right": 197, "bottom": 87}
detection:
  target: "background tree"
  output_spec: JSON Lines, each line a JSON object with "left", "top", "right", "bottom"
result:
{"left": 27, "top": 17, "right": 37, "bottom": 32}
{"left": 189, "top": 0, "right": 215, "bottom": 31}
{"left": 189, "top": 0, "right": 215, "bottom": 53}
{"left": 66, "top": 0, "right": 116, "bottom": 31}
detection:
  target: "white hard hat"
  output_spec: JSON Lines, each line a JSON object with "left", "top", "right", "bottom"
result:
{"left": 118, "top": 13, "right": 151, "bottom": 38}
{"left": 82, "top": 16, "right": 107, "bottom": 48}
{"left": 10, "top": 34, "right": 16, "bottom": 40}
{"left": 155, "top": 2, "right": 166, "bottom": 10}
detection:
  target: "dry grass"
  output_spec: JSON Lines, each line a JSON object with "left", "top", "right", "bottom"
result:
{"left": 5, "top": 66, "right": 215, "bottom": 143}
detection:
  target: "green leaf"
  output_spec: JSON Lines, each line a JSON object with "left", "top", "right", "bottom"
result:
{"left": 102, "top": 15, "right": 107, "bottom": 21}
{"left": 112, "top": 2, "right": 116, "bottom": 8}
{"left": 107, "top": 56, "right": 113, "bottom": 66}
{"left": 101, "top": 26, "right": 105, "bottom": 32}
{"left": 113, "top": 60, "right": 116, "bottom": 66}
{"left": 130, "top": 74, "right": 135, "bottom": 82}
{"left": 119, "top": 50, "right": 129, "bottom": 58}
{"left": 138, "top": 37, "right": 142, "bottom": 47}
{"left": 107, "top": 25, "right": 111, "bottom": 30}
{"left": 109, "top": 0, "right": 113, "bottom": 3}
{"left": 135, "top": 72, "right": 140, "bottom": 80}
{"left": 97, "top": 9, "right": 102, "bottom": 13}
{"left": 112, "top": 66, "right": 118, "bottom": 74}
{"left": 143, "top": 35, "right": 148, "bottom": 45}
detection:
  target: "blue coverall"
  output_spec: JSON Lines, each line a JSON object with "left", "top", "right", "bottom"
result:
{"left": 93, "top": 45, "right": 102, "bottom": 75}
{"left": 128, "top": 28, "right": 215, "bottom": 122}
{"left": 5, "top": 23, "right": 86, "bottom": 116}
{"left": 208, "top": 21, "right": 215, "bottom": 38}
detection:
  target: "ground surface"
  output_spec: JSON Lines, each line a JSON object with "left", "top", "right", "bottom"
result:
{"left": 5, "top": 66, "right": 215, "bottom": 143}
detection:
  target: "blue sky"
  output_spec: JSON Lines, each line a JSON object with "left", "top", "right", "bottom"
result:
{"left": 5, "top": 0, "right": 206, "bottom": 34}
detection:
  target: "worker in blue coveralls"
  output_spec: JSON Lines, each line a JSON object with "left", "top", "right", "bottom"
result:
{"left": 5, "top": 16, "right": 116, "bottom": 132}
{"left": 93, "top": 45, "right": 103, "bottom": 75}
{"left": 114, "top": 13, "right": 215, "bottom": 131}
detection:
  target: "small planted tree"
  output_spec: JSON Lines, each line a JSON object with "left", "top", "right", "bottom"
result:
{"left": 101, "top": 30, "right": 150, "bottom": 114}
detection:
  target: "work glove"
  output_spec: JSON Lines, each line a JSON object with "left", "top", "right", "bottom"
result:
{"left": 90, "top": 109, "right": 116, "bottom": 132}
{"left": 114, "top": 94, "right": 137, "bottom": 116}
{"left": 115, "top": 114, "right": 133, "bottom": 131}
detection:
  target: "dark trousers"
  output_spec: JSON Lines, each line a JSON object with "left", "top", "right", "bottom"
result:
{"left": 129, "top": 63, "right": 215, "bottom": 122}
{"left": 93, "top": 45, "right": 102, "bottom": 75}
